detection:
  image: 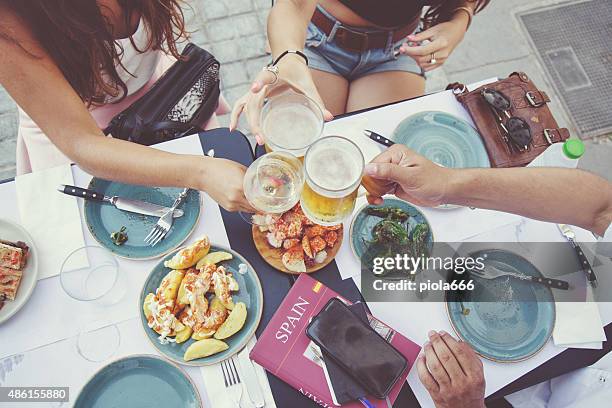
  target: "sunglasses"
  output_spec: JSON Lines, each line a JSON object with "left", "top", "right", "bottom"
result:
{"left": 481, "top": 88, "right": 532, "bottom": 151}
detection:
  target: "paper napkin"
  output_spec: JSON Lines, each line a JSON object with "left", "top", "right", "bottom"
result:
{"left": 200, "top": 336, "right": 276, "bottom": 408}
{"left": 15, "top": 164, "right": 87, "bottom": 280}
{"left": 553, "top": 297, "right": 606, "bottom": 349}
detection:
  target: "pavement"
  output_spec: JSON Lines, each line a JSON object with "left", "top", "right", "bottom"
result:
{"left": 0, "top": 0, "right": 610, "bottom": 180}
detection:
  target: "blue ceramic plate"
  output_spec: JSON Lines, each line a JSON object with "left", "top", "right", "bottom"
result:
{"left": 74, "top": 354, "right": 201, "bottom": 408}
{"left": 446, "top": 249, "right": 555, "bottom": 362}
{"left": 392, "top": 111, "right": 490, "bottom": 168}
{"left": 350, "top": 198, "right": 434, "bottom": 260}
{"left": 84, "top": 178, "right": 201, "bottom": 259}
{"left": 139, "top": 245, "right": 264, "bottom": 366}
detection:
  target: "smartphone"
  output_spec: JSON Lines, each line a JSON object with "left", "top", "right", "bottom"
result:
{"left": 305, "top": 298, "right": 407, "bottom": 399}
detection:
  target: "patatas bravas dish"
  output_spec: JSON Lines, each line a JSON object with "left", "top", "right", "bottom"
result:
{"left": 143, "top": 236, "right": 248, "bottom": 362}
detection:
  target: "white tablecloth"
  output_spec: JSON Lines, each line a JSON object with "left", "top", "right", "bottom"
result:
{"left": 1, "top": 90, "right": 610, "bottom": 407}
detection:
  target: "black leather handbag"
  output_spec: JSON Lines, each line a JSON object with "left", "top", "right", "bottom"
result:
{"left": 103, "top": 43, "right": 220, "bottom": 146}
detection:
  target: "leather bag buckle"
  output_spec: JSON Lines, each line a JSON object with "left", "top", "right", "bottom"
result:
{"left": 526, "top": 91, "right": 546, "bottom": 108}
{"left": 543, "top": 129, "right": 555, "bottom": 145}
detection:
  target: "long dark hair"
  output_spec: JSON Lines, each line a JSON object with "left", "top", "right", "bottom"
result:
{"left": 423, "top": 0, "right": 491, "bottom": 29}
{"left": 0, "top": 0, "right": 187, "bottom": 106}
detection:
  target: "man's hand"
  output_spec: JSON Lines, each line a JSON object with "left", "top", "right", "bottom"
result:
{"left": 418, "top": 331, "right": 486, "bottom": 408}
{"left": 362, "top": 144, "right": 452, "bottom": 207}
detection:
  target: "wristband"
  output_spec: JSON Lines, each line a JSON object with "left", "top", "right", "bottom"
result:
{"left": 271, "top": 50, "right": 309, "bottom": 67}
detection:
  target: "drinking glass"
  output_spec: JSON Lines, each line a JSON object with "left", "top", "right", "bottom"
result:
{"left": 261, "top": 92, "right": 324, "bottom": 158}
{"left": 75, "top": 319, "right": 121, "bottom": 362}
{"left": 60, "top": 246, "right": 125, "bottom": 305}
{"left": 301, "top": 136, "right": 364, "bottom": 226}
{"left": 242, "top": 151, "right": 305, "bottom": 224}
{"left": 60, "top": 246, "right": 125, "bottom": 361}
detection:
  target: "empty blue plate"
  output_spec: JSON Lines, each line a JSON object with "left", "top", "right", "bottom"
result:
{"left": 139, "top": 244, "right": 264, "bottom": 366}
{"left": 84, "top": 178, "right": 201, "bottom": 259}
{"left": 74, "top": 354, "right": 201, "bottom": 407}
{"left": 392, "top": 111, "right": 490, "bottom": 168}
{"left": 446, "top": 249, "right": 555, "bottom": 362}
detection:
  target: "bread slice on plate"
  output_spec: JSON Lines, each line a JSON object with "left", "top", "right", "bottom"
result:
{"left": 0, "top": 240, "right": 29, "bottom": 270}
{"left": 0, "top": 267, "right": 23, "bottom": 301}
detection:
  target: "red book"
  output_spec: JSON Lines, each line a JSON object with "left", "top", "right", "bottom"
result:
{"left": 250, "top": 274, "right": 421, "bottom": 407}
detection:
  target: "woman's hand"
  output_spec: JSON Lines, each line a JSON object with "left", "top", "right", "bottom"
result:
{"left": 229, "top": 57, "right": 333, "bottom": 145}
{"left": 199, "top": 158, "right": 255, "bottom": 213}
{"left": 399, "top": 13, "right": 469, "bottom": 72}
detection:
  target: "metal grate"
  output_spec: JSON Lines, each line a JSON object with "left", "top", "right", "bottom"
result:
{"left": 518, "top": 0, "right": 612, "bottom": 138}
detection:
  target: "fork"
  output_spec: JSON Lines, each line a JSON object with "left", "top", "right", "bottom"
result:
{"left": 144, "top": 188, "right": 189, "bottom": 246}
{"left": 221, "top": 358, "right": 243, "bottom": 407}
{"left": 469, "top": 264, "right": 569, "bottom": 290}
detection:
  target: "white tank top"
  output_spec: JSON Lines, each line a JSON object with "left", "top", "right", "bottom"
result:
{"left": 105, "top": 19, "right": 162, "bottom": 102}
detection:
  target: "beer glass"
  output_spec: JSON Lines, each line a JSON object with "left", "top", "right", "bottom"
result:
{"left": 242, "top": 151, "right": 304, "bottom": 224}
{"left": 261, "top": 93, "right": 324, "bottom": 158}
{"left": 301, "top": 136, "right": 364, "bottom": 226}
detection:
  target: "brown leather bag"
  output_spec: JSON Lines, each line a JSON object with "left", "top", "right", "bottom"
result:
{"left": 447, "top": 72, "right": 570, "bottom": 168}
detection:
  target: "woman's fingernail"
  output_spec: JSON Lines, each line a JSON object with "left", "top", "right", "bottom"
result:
{"left": 251, "top": 81, "right": 261, "bottom": 92}
{"left": 428, "top": 330, "right": 437, "bottom": 338}
{"left": 255, "top": 134, "right": 264, "bottom": 145}
{"left": 438, "top": 330, "right": 447, "bottom": 336}
{"left": 365, "top": 163, "right": 378, "bottom": 175}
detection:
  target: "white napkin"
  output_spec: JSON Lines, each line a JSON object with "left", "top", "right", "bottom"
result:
{"left": 553, "top": 296, "right": 606, "bottom": 349}
{"left": 15, "top": 164, "right": 87, "bottom": 280}
{"left": 200, "top": 336, "right": 276, "bottom": 408}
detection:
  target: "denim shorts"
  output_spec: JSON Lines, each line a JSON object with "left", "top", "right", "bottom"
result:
{"left": 303, "top": 7, "right": 424, "bottom": 81}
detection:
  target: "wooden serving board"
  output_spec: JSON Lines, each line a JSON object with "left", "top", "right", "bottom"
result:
{"left": 251, "top": 225, "right": 343, "bottom": 275}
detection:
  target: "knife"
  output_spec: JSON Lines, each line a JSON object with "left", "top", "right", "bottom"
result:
{"left": 364, "top": 129, "right": 395, "bottom": 148}
{"left": 558, "top": 224, "right": 597, "bottom": 287}
{"left": 238, "top": 345, "right": 265, "bottom": 407}
{"left": 58, "top": 184, "right": 184, "bottom": 218}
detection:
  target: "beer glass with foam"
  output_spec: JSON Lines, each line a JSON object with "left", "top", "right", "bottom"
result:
{"left": 261, "top": 93, "right": 324, "bottom": 158}
{"left": 301, "top": 136, "right": 364, "bottom": 225}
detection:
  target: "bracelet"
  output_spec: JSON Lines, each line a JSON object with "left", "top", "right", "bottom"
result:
{"left": 271, "top": 50, "right": 309, "bottom": 67}
{"left": 452, "top": 6, "right": 473, "bottom": 31}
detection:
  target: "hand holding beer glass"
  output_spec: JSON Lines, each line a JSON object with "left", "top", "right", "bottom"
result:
{"left": 261, "top": 93, "right": 324, "bottom": 158}
{"left": 245, "top": 93, "right": 364, "bottom": 227}
{"left": 241, "top": 92, "right": 322, "bottom": 224}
